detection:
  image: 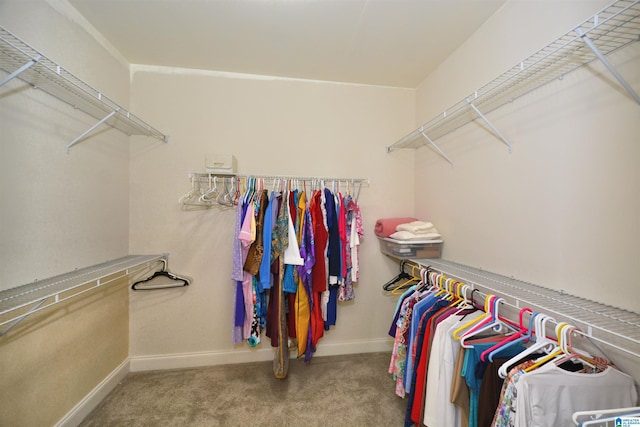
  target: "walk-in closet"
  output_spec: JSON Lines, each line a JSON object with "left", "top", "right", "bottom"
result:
{"left": 1, "top": 0, "right": 638, "bottom": 426}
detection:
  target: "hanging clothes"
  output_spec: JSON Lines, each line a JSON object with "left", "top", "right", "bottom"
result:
{"left": 309, "top": 189, "right": 327, "bottom": 349}
{"left": 231, "top": 178, "right": 364, "bottom": 372}
{"left": 294, "top": 191, "right": 313, "bottom": 359}
{"left": 386, "top": 269, "right": 638, "bottom": 427}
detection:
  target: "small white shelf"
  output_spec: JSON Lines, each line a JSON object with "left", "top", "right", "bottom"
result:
{"left": 0, "top": 254, "right": 166, "bottom": 335}
{"left": 0, "top": 25, "right": 168, "bottom": 151}
{"left": 387, "top": 0, "right": 640, "bottom": 160}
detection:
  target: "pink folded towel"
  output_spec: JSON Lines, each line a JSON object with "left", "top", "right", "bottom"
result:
{"left": 375, "top": 217, "right": 418, "bottom": 238}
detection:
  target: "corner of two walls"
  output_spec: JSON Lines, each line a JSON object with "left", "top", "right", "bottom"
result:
{"left": 0, "top": 2, "right": 131, "bottom": 426}
{"left": 412, "top": 0, "right": 639, "bottom": 313}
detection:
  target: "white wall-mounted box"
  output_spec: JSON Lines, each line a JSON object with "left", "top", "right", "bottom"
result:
{"left": 205, "top": 154, "right": 237, "bottom": 175}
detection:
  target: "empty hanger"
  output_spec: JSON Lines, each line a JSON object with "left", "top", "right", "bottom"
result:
{"left": 131, "top": 262, "right": 190, "bottom": 290}
{"left": 382, "top": 260, "right": 415, "bottom": 291}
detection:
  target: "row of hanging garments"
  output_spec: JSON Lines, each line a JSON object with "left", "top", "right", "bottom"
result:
{"left": 232, "top": 177, "right": 364, "bottom": 378}
{"left": 387, "top": 268, "right": 638, "bottom": 427}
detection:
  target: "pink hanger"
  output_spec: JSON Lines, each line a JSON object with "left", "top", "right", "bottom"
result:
{"left": 480, "top": 307, "right": 533, "bottom": 362}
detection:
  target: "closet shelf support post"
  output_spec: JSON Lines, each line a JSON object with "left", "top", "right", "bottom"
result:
{"left": 467, "top": 100, "right": 513, "bottom": 152}
{"left": 0, "top": 55, "right": 40, "bottom": 87}
{"left": 66, "top": 108, "right": 119, "bottom": 153}
{"left": 419, "top": 129, "right": 454, "bottom": 165}
{"left": 0, "top": 297, "right": 47, "bottom": 336}
{"left": 577, "top": 26, "right": 640, "bottom": 106}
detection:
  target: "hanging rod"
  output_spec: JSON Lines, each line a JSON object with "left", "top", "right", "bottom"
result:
{"left": 0, "top": 25, "right": 168, "bottom": 151}
{"left": 189, "top": 172, "right": 370, "bottom": 185}
{"left": 182, "top": 173, "right": 369, "bottom": 209}
{"left": 387, "top": 0, "right": 640, "bottom": 157}
{"left": 396, "top": 258, "right": 640, "bottom": 360}
{"left": 0, "top": 254, "right": 167, "bottom": 336}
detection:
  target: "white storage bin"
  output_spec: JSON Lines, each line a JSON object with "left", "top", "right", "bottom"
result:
{"left": 378, "top": 237, "right": 443, "bottom": 259}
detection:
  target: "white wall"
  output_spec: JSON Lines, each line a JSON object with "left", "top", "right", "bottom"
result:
{"left": 413, "top": 0, "right": 640, "bottom": 313}
{"left": 0, "top": 0, "right": 131, "bottom": 289}
{"left": 126, "top": 66, "right": 416, "bottom": 364}
{"left": 0, "top": 2, "right": 132, "bottom": 425}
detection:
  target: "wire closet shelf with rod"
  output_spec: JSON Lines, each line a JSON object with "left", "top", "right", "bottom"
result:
{"left": 386, "top": 0, "right": 640, "bottom": 164}
{"left": 0, "top": 24, "right": 168, "bottom": 152}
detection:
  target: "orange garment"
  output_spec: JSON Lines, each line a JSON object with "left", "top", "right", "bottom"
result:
{"left": 294, "top": 192, "right": 310, "bottom": 357}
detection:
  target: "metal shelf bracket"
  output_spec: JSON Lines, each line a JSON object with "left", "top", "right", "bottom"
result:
{"left": 0, "top": 54, "right": 40, "bottom": 87}
{"left": 467, "top": 99, "right": 513, "bottom": 153}
{"left": 419, "top": 129, "right": 454, "bottom": 165}
{"left": 66, "top": 108, "right": 119, "bottom": 153}
{"left": 577, "top": 24, "right": 640, "bottom": 106}
{"left": 0, "top": 297, "right": 47, "bottom": 336}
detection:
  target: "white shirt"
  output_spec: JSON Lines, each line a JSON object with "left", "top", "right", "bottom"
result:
{"left": 515, "top": 363, "right": 637, "bottom": 427}
{"left": 426, "top": 310, "right": 484, "bottom": 427}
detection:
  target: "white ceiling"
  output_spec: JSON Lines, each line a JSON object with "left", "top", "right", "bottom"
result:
{"left": 67, "top": 0, "right": 507, "bottom": 88}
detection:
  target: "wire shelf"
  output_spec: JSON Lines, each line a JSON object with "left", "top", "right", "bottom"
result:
{"left": 387, "top": 0, "right": 640, "bottom": 153}
{"left": 406, "top": 258, "right": 640, "bottom": 359}
{"left": 0, "top": 255, "right": 166, "bottom": 335}
{"left": 0, "top": 25, "right": 168, "bottom": 148}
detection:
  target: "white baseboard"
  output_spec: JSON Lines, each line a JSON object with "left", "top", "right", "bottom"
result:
{"left": 129, "top": 338, "right": 393, "bottom": 372}
{"left": 55, "top": 358, "right": 130, "bottom": 427}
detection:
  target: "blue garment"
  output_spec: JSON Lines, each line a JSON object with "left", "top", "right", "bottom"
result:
{"left": 283, "top": 264, "right": 297, "bottom": 293}
{"left": 234, "top": 282, "right": 244, "bottom": 327}
{"left": 325, "top": 188, "right": 341, "bottom": 280}
{"left": 463, "top": 341, "right": 525, "bottom": 427}
{"left": 403, "top": 298, "right": 451, "bottom": 427}
{"left": 404, "top": 292, "right": 440, "bottom": 393}
{"left": 259, "top": 193, "right": 275, "bottom": 290}
{"left": 234, "top": 202, "right": 250, "bottom": 331}
{"left": 324, "top": 285, "right": 338, "bottom": 330}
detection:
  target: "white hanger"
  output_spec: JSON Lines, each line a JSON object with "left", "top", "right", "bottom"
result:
{"left": 572, "top": 407, "right": 640, "bottom": 426}
{"left": 497, "top": 313, "right": 557, "bottom": 378}
{"left": 178, "top": 175, "right": 198, "bottom": 204}
{"left": 460, "top": 296, "right": 514, "bottom": 348}
{"left": 199, "top": 176, "right": 218, "bottom": 203}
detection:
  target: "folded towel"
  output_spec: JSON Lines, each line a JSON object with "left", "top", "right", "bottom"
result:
{"left": 389, "top": 230, "right": 442, "bottom": 241}
{"left": 396, "top": 221, "right": 436, "bottom": 234}
{"left": 375, "top": 217, "right": 418, "bottom": 238}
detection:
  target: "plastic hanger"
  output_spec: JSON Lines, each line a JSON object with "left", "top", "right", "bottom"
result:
{"left": 544, "top": 324, "right": 599, "bottom": 371}
{"left": 200, "top": 176, "right": 219, "bottom": 203}
{"left": 382, "top": 260, "right": 414, "bottom": 291}
{"left": 453, "top": 293, "right": 495, "bottom": 340}
{"left": 572, "top": 406, "right": 640, "bottom": 425}
{"left": 131, "top": 262, "right": 190, "bottom": 290}
{"left": 434, "top": 275, "right": 450, "bottom": 298}
{"left": 456, "top": 284, "right": 475, "bottom": 309}
{"left": 497, "top": 313, "right": 557, "bottom": 378}
{"left": 216, "top": 178, "right": 234, "bottom": 207}
{"left": 460, "top": 296, "right": 517, "bottom": 348}
{"left": 390, "top": 276, "right": 421, "bottom": 295}
{"left": 178, "top": 175, "right": 199, "bottom": 205}
{"left": 522, "top": 321, "right": 571, "bottom": 372}
{"left": 481, "top": 307, "right": 534, "bottom": 362}
{"left": 232, "top": 177, "right": 242, "bottom": 206}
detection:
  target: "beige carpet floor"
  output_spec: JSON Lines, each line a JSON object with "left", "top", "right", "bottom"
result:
{"left": 79, "top": 352, "right": 407, "bottom": 427}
